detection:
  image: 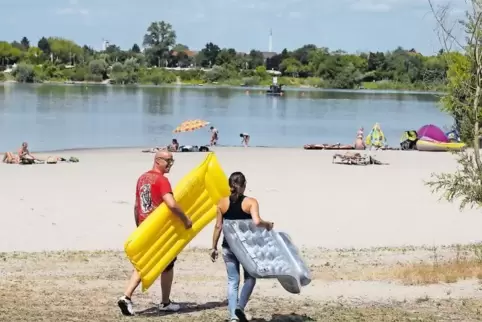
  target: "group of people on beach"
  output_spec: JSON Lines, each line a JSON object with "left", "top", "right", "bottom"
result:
{"left": 144, "top": 126, "right": 250, "bottom": 154}
{"left": 209, "top": 126, "right": 250, "bottom": 148}
{"left": 2, "top": 142, "right": 38, "bottom": 164}
{"left": 118, "top": 150, "right": 272, "bottom": 321}
{"left": 2, "top": 142, "right": 79, "bottom": 165}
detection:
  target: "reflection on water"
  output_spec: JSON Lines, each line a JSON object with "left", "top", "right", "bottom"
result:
{"left": 0, "top": 84, "right": 451, "bottom": 151}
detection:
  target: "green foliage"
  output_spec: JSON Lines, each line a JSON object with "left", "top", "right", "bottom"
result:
{"left": 89, "top": 59, "right": 107, "bottom": 76}
{"left": 0, "top": 72, "right": 5, "bottom": 81}
{"left": 425, "top": 2, "right": 482, "bottom": 210}
{"left": 12, "top": 63, "right": 35, "bottom": 83}
{"left": 0, "top": 21, "right": 451, "bottom": 89}
{"left": 426, "top": 151, "right": 482, "bottom": 210}
{"left": 439, "top": 53, "right": 475, "bottom": 143}
{"left": 140, "top": 68, "right": 176, "bottom": 85}
{"left": 176, "top": 69, "right": 205, "bottom": 82}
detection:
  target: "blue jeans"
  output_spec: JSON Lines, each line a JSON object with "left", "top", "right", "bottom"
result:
{"left": 222, "top": 247, "right": 256, "bottom": 319}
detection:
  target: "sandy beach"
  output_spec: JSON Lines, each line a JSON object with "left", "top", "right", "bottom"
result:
{"left": 1, "top": 147, "right": 481, "bottom": 252}
{"left": 2, "top": 147, "right": 482, "bottom": 321}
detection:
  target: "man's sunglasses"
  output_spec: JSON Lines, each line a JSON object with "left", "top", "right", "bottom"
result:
{"left": 156, "top": 157, "right": 175, "bottom": 165}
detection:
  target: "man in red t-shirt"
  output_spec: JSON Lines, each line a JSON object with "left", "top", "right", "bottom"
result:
{"left": 118, "top": 150, "right": 192, "bottom": 316}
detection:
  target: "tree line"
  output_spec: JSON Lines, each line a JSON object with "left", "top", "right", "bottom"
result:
{"left": 0, "top": 20, "right": 448, "bottom": 89}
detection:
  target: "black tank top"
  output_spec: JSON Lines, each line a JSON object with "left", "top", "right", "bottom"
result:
{"left": 222, "top": 195, "right": 252, "bottom": 249}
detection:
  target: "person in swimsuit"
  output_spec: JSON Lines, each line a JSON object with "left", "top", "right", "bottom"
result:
{"left": 3, "top": 152, "right": 20, "bottom": 164}
{"left": 169, "top": 139, "right": 179, "bottom": 152}
{"left": 239, "top": 133, "right": 250, "bottom": 147}
{"left": 354, "top": 127, "right": 365, "bottom": 150}
{"left": 210, "top": 126, "right": 219, "bottom": 146}
{"left": 19, "top": 142, "right": 36, "bottom": 160}
{"left": 210, "top": 172, "right": 274, "bottom": 322}
{"left": 3, "top": 142, "right": 38, "bottom": 164}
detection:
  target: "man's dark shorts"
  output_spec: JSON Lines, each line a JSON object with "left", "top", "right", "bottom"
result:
{"left": 136, "top": 214, "right": 177, "bottom": 272}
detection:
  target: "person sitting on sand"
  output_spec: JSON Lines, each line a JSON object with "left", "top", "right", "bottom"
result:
{"left": 210, "top": 172, "right": 274, "bottom": 322}
{"left": 168, "top": 139, "right": 179, "bottom": 152}
{"left": 3, "top": 142, "right": 39, "bottom": 164}
{"left": 240, "top": 133, "right": 250, "bottom": 147}
{"left": 354, "top": 127, "right": 366, "bottom": 150}
{"left": 210, "top": 126, "right": 219, "bottom": 146}
{"left": 19, "top": 142, "right": 37, "bottom": 161}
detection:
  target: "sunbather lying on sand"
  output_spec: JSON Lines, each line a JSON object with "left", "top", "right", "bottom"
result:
{"left": 142, "top": 139, "right": 180, "bottom": 153}
{"left": 3, "top": 142, "right": 42, "bottom": 164}
{"left": 332, "top": 152, "right": 388, "bottom": 165}
{"left": 3, "top": 152, "right": 20, "bottom": 164}
{"left": 303, "top": 143, "right": 354, "bottom": 150}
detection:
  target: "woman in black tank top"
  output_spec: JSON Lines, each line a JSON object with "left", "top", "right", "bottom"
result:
{"left": 210, "top": 172, "right": 274, "bottom": 322}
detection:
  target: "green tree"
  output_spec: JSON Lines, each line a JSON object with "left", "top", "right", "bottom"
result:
{"left": 13, "top": 63, "right": 35, "bottom": 82}
{"left": 198, "top": 42, "right": 220, "bottom": 67}
{"left": 280, "top": 57, "right": 302, "bottom": 77}
{"left": 248, "top": 50, "right": 265, "bottom": 68}
{"left": 0, "top": 42, "right": 21, "bottom": 65}
{"left": 25, "top": 47, "right": 43, "bottom": 65}
{"left": 426, "top": 0, "right": 482, "bottom": 209}
{"left": 89, "top": 59, "right": 108, "bottom": 79}
{"left": 215, "top": 48, "right": 237, "bottom": 66}
{"left": 20, "top": 37, "right": 30, "bottom": 50}
{"left": 143, "top": 21, "right": 176, "bottom": 67}
{"left": 48, "top": 37, "right": 82, "bottom": 65}
{"left": 131, "top": 43, "right": 141, "bottom": 53}
{"left": 37, "top": 37, "right": 50, "bottom": 54}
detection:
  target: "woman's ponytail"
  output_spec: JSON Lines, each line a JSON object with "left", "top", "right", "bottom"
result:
{"left": 228, "top": 172, "right": 246, "bottom": 203}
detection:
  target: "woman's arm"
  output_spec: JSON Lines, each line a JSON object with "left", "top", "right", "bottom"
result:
{"left": 249, "top": 198, "right": 273, "bottom": 230}
{"left": 211, "top": 204, "right": 223, "bottom": 250}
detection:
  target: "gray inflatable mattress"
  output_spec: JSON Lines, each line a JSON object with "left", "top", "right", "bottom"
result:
{"left": 222, "top": 219, "right": 311, "bottom": 294}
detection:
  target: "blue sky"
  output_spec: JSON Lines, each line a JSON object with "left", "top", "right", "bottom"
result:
{"left": 1, "top": 0, "right": 467, "bottom": 55}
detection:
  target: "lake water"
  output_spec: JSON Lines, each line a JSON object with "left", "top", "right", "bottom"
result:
{"left": 0, "top": 84, "right": 452, "bottom": 151}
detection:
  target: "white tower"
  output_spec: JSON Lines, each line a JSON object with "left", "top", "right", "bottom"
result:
{"left": 102, "top": 38, "right": 110, "bottom": 51}
{"left": 268, "top": 29, "right": 273, "bottom": 52}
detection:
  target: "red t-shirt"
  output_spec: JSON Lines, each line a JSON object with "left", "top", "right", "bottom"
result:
{"left": 135, "top": 170, "right": 172, "bottom": 225}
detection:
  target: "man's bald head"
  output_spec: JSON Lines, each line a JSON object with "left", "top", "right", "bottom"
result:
{"left": 153, "top": 150, "right": 174, "bottom": 173}
{"left": 155, "top": 150, "right": 172, "bottom": 160}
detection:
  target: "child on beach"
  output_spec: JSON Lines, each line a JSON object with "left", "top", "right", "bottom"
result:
{"left": 240, "top": 133, "right": 250, "bottom": 147}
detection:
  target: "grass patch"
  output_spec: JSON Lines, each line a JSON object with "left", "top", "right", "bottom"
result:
{"left": 3, "top": 247, "right": 482, "bottom": 320}
{"left": 392, "top": 259, "right": 482, "bottom": 285}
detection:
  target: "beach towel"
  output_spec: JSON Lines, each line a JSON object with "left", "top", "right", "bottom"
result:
{"left": 365, "top": 123, "right": 387, "bottom": 148}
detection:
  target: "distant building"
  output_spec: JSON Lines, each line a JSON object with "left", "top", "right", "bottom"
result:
{"left": 171, "top": 50, "right": 198, "bottom": 58}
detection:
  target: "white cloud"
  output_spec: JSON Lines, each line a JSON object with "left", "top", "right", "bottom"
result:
{"left": 55, "top": 0, "right": 89, "bottom": 16}
{"left": 349, "top": 0, "right": 468, "bottom": 13}
{"left": 350, "top": 1, "right": 392, "bottom": 12}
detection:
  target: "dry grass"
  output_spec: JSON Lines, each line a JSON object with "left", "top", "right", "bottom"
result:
{"left": 2, "top": 275, "right": 481, "bottom": 322}
{"left": 2, "top": 248, "right": 482, "bottom": 321}
{"left": 392, "top": 259, "right": 482, "bottom": 285}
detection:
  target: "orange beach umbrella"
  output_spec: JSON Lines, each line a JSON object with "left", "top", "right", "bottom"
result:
{"left": 172, "top": 119, "right": 210, "bottom": 133}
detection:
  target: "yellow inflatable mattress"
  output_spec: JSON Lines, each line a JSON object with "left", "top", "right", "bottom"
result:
{"left": 124, "top": 152, "right": 230, "bottom": 291}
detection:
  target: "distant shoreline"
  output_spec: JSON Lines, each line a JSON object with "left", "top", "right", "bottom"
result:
{"left": 26, "top": 145, "right": 299, "bottom": 155}
{"left": 0, "top": 80, "right": 444, "bottom": 95}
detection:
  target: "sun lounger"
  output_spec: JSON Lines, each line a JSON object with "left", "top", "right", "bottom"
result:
{"left": 332, "top": 152, "right": 388, "bottom": 165}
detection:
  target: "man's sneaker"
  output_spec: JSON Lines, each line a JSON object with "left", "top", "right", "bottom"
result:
{"left": 235, "top": 308, "right": 249, "bottom": 322}
{"left": 117, "top": 295, "right": 135, "bottom": 316}
{"left": 159, "top": 300, "right": 181, "bottom": 312}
